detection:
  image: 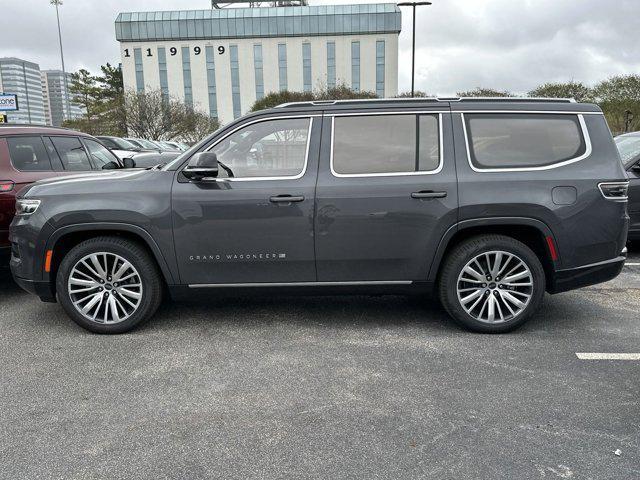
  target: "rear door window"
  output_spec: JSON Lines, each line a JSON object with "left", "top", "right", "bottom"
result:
{"left": 7, "top": 136, "right": 53, "bottom": 171}
{"left": 464, "top": 113, "right": 586, "bottom": 169}
{"left": 332, "top": 114, "right": 441, "bottom": 175}
{"left": 49, "top": 136, "right": 93, "bottom": 171}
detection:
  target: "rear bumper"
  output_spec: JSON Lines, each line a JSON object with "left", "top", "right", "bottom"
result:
{"left": 549, "top": 253, "right": 626, "bottom": 294}
{"left": 0, "top": 245, "right": 9, "bottom": 265}
{"left": 12, "top": 275, "right": 57, "bottom": 303}
{"left": 628, "top": 227, "right": 640, "bottom": 241}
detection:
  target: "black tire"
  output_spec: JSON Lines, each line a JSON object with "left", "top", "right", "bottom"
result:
{"left": 438, "top": 234, "right": 546, "bottom": 333}
{"left": 56, "top": 236, "right": 163, "bottom": 334}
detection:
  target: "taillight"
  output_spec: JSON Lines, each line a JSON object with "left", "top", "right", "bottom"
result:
{"left": 598, "top": 181, "right": 629, "bottom": 201}
{"left": 0, "top": 180, "right": 14, "bottom": 192}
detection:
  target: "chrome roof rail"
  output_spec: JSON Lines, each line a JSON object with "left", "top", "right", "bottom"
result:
{"left": 275, "top": 97, "right": 579, "bottom": 108}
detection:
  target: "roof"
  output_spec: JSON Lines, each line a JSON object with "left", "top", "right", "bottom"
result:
{"left": 0, "top": 125, "right": 90, "bottom": 136}
{"left": 0, "top": 57, "right": 40, "bottom": 70}
{"left": 115, "top": 3, "right": 401, "bottom": 42}
{"left": 252, "top": 97, "right": 603, "bottom": 117}
{"left": 275, "top": 97, "right": 580, "bottom": 109}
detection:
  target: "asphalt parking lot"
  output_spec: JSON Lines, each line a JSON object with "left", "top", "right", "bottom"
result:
{"left": 1, "top": 250, "right": 639, "bottom": 480}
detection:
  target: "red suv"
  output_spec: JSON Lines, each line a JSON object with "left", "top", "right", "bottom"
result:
{"left": 0, "top": 125, "right": 124, "bottom": 262}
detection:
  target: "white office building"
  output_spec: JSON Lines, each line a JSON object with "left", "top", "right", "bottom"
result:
{"left": 115, "top": 3, "right": 401, "bottom": 124}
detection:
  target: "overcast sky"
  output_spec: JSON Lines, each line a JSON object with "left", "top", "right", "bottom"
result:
{"left": 3, "top": 0, "right": 640, "bottom": 95}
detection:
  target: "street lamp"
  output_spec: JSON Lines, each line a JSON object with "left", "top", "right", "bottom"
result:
{"left": 398, "top": 2, "right": 432, "bottom": 97}
{"left": 50, "top": 0, "right": 71, "bottom": 123}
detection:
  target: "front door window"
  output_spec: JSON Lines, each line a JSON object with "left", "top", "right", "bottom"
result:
{"left": 210, "top": 117, "right": 311, "bottom": 179}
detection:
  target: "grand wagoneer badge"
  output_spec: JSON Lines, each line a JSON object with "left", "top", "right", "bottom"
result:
{"left": 189, "top": 253, "right": 287, "bottom": 262}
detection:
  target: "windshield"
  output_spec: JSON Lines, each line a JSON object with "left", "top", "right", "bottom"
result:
{"left": 113, "top": 138, "right": 139, "bottom": 150}
{"left": 615, "top": 134, "right": 640, "bottom": 168}
{"left": 137, "top": 139, "right": 161, "bottom": 149}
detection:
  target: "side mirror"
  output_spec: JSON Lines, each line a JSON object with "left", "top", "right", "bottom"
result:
{"left": 183, "top": 152, "right": 219, "bottom": 181}
{"left": 123, "top": 157, "right": 136, "bottom": 168}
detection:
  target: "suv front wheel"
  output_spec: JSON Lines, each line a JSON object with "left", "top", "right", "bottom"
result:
{"left": 56, "top": 236, "right": 163, "bottom": 334}
{"left": 438, "top": 235, "right": 546, "bottom": 333}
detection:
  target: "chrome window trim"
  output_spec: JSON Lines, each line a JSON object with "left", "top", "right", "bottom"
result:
{"left": 198, "top": 115, "right": 317, "bottom": 182}
{"left": 460, "top": 112, "right": 593, "bottom": 173}
{"left": 329, "top": 111, "right": 445, "bottom": 178}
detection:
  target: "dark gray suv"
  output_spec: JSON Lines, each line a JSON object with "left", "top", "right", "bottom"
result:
{"left": 9, "top": 98, "right": 629, "bottom": 334}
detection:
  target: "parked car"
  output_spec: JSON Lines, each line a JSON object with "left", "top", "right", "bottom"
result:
{"left": 156, "top": 140, "right": 183, "bottom": 152}
{"left": 0, "top": 125, "right": 127, "bottom": 263}
{"left": 10, "top": 98, "right": 628, "bottom": 334}
{"left": 614, "top": 132, "right": 640, "bottom": 241}
{"left": 128, "top": 150, "right": 182, "bottom": 168}
{"left": 95, "top": 136, "right": 142, "bottom": 159}
{"left": 124, "top": 137, "right": 168, "bottom": 152}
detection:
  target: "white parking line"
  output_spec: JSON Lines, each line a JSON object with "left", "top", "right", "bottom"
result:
{"left": 625, "top": 262, "right": 640, "bottom": 266}
{"left": 576, "top": 353, "right": 640, "bottom": 360}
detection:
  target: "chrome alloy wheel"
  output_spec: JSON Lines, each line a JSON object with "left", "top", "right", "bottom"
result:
{"left": 67, "top": 252, "right": 143, "bottom": 324}
{"left": 456, "top": 250, "right": 533, "bottom": 324}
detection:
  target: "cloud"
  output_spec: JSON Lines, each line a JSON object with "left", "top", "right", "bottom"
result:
{"left": 2, "top": 0, "right": 639, "bottom": 95}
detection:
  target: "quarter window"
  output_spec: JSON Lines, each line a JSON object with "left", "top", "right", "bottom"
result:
{"left": 332, "top": 114, "right": 440, "bottom": 175}
{"left": 50, "top": 136, "right": 92, "bottom": 171}
{"left": 465, "top": 113, "right": 586, "bottom": 169}
{"left": 7, "top": 136, "right": 53, "bottom": 171}
{"left": 210, "top": 118, "right": 310, "bottom": 179}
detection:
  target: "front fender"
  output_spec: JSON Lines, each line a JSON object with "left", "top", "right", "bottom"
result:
{"left": 43, "top": 223, "right": 177, "bottom": 285}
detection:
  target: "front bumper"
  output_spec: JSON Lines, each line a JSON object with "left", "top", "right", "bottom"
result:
{"left": 548, "top": 252, "right": 626, "bottom": 294}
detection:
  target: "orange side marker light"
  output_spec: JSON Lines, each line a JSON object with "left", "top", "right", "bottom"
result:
{"left": 44, "top": 250, "right": 53, "bottom": 273}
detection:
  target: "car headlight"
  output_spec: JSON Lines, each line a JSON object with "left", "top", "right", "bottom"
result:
{"left": 15, "top": 199, "right": 41, "bottom": 216}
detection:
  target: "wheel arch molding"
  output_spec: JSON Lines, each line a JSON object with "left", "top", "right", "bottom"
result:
{"left": 43, "top": 223, "right": 176, "bottom": 286}
{"left": 427, "top": 217, "right": 558, "bottom": 283}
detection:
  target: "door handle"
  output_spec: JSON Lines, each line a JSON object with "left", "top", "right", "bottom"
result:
{"left": 411, "top": 191, "right": 447, "bottom": 199}
{"left": 269, "top": 194, "right": 305, "bottom": 203}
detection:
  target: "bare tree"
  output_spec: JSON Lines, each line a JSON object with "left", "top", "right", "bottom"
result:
{"left": 171, "top": 103, "right": 220, "bottom": 144}
{"left": 124, "top": 90, "right": 183, "bottom": 140}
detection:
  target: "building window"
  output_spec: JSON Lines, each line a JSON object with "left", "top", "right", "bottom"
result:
{"left": 302, "top": 42, "right": 312, "bottom": 92}
{"left": 351, "top": 41, "right": 360, "bottom": 92}
{"left": 230, "top": 45, "right": 241, "bottom": 119}
{"left": 181, "top": 46, "right": 193, "bottom": 108}
{"left": 376, "top": 40, "right": 385, "bottom": 98}
{"left": 278, "top": 43, "right": 287, "bottom": 91}
{"left": 205, "top": 46, "right": 218, "bottom": 119}
{"left": 134, "top": 48, "right": 144, "bottom": 92}
{"left": 158, "top": 47, "right": 169, "bottom": 103}
{"left": 327, "top": 42, "right": 336, "bottom": 89}
{"left": 254, "top": 44, "right": 264, "bottom": 101}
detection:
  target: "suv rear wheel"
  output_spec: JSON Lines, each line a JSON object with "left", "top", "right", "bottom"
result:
{"left": 438, "top": 235, "right": 546, "bottom": 333}
{"left": 56, "top": 236, "right": 163, "bottom": 334}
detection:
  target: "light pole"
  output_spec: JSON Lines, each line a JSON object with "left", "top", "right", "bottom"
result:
{"left": 398, "top": 2, "right": 431, "bottom": 97}
{"left": 51, "top": 0, "right": 71, "bottom": 122}
{"left": 625, "top": 110, "right": 634, "bottom": 133}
